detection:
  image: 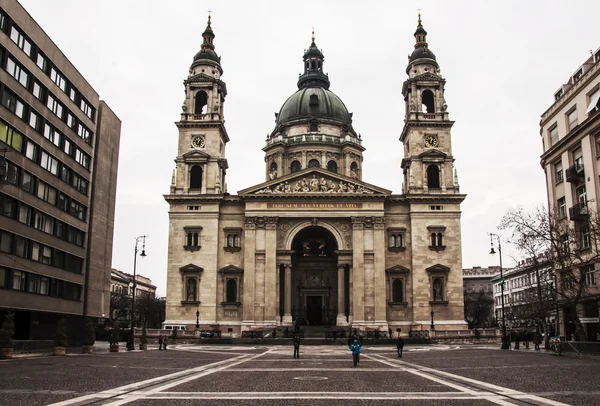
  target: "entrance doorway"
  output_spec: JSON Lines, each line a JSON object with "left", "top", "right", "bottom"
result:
{"left": 306, "top": 295, "right": 323, "bottom": 326}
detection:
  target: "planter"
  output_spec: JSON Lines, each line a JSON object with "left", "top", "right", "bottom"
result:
{"left": 0, "top": 348, "right": 13, "bottom": 359}
{"left": 82, "top": 345, "right": 93, "bottom": 354}
{"left": 53, "top": 347, "right": 66, "bottom": 356}
{"left": 110, "top": 344, "right": 119, "bottom": 353}
{"left": 139, "top": 343, "right": 148, "bottom": 350}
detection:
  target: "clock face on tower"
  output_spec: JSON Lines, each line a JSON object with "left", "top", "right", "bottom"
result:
{"left": 191, "top": 135, "right": 205, "bottom": 149}
{"left": 424, "top": 135, "right": 439, "bottom": 148}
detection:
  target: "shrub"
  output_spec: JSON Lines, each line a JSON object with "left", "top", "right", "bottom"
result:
{"left": 110, "top": 323, "right": 121, "bottom": 345}
{"left": 140, "top": 325, "right": 148, "bottom": 345}
{"left": 171, "top": 329, "right": 177, "bottom": 340}
{"left": 83, "top": 319, "right": 95, "bottom": 346}
{"left": 54, "top": 319, "right": 68, "bottom": 348}
{"left": 0, "top": 312, "right": 15, "bottom": 348}
{"left": 473, "top": 328, "right": 481, "bottom": 340}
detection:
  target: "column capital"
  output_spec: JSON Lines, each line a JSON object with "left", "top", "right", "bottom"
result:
{"left": 244, "top": 217, "right": 257, "bottom": 229}
{"left": 351, "top": 216, "right": 364, "bottom": 229}
{"left": 266, "top": 216, "right": 279, "bottom": 230}
{"left": 337, "top": 264, "right": 346, "bottom": 271}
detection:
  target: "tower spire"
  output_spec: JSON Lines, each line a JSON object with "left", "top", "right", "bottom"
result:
{"left": 202, "top": 11, "right": 215, "bottom": 51}
{"left": 311, "top": 27, "right": 315, "bottom": 43}
{"left": 414, "top": 9, "right": 428, "bottom": 49}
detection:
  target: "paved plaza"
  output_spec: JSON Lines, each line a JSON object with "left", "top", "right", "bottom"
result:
{"left": 0, "top": 344, "right": 599, "bottom": 405}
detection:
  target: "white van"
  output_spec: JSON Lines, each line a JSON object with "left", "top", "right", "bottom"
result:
{"left": 163, "top": 325, "right": 187, "bottom": 331}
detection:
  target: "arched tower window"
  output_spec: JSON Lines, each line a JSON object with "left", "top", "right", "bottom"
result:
{"left": 427, "top": 165, "right": 440, "bottom": 189}
{"left": 327, "top": 160, "right": 337, "bottom": 172}
{"left": 226, "top": 279, "right": 237, "bottom": 302}
{"left": 421, "top": 90, "right": 435, "bottom": 113}
{"left": 291, "top": 160, "right": 301, "bottom": 173}
{"left": 311, "top": 60, "right": 316, "bottom": 70}
{"left": 190, "top": 165, "right": 203, "bottom": 189}
{"left": 392, "top": 279, "right": 404, "bottom": 302}
{"left": 308, "top": 159, "right": 320, "bottom": 168}
{"left": 194, "top": 91, "right": 208, "bottom": 115}
{"left": 269, "top": 161, "right": 278, "bottom": 179}
{"left": 350, "top": 162, "right": 359, "bottom": 179}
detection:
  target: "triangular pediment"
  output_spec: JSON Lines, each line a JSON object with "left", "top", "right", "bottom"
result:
{"left": 181, "top": 150, "right": 211, "bottom": 163}
{"left": 413, "top": 72, "right": 443, "bottom": 82}
{"left": 238, "top": 167, "right": 391, "bottom": 197}
{"left": 179, "top": 264, "right": 204, "bottom": 274}
{"left": 426, "top": 264, "right": 450, "bottom": 274}
{"left": 219, "top": 265, "right": 244, "bottom": 275}
{"left": 418, "top": 149, "right": 447, "bottom": 159}
{"left": 385, "top": 265, "right": 410, "bottom": 274}
{"left": 186, "top": 72, "right": 217, "bottom": 84}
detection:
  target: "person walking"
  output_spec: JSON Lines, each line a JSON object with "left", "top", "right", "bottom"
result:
{"left": 293, "top": 335, "right": 301, "bottom": 359}
{"left": 350, "top": 339, "right": 362, "bottom": 367}
{"left": 163, "top": 335, "right": 168, "bottom": 350}
{"left": 158, "top": 335, "right": 163, "bottom": 350}
{"left": 396, "top": 335, "right": 405, "bottom": 358}
{"left": 514, "top": 330, "right": 520, "bottom": 350}
{"left": 524, "top": 331, "right": 530, "bottom": 349}
{"left": 534, "top": 332, "right": 541, "bottom": 350}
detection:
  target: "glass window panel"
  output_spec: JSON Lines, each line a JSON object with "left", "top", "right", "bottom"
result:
{"left": 0, "top": 232, "right": 13, "bottom": 253}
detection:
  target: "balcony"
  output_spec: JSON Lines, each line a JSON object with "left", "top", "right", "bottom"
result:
{"left": 569, "top": 203, "right": 589, "bottom": 221}
{"left": 565, "top": 163, "right": 584, "bottom": 183}
{"left": 180, "top": 112, "right": 221, "bottom": 121}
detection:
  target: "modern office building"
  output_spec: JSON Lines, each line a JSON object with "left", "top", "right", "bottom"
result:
{"left": 164, "top": 14, "right": 467, "bottom": 334}
{"left": 0, "top": 0, "right": 120, "bottom": 341}
{"left": 539, "top": 46, "right": 600, "bottom": 340}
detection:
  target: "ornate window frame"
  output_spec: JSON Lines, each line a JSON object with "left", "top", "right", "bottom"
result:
{"left": 179, "top": 263, "right": 203, "bottom": 305}
{"left": 184, "top": 225, "right": 202, "bottom": 252}
{"left": 223, "top": 227, "right": 242, "bottom": 252}
{"left": 426, "top": 264, "right": 449, "bottom": 305}
{"left": 427, "top": 225, "right": 446, "bottom": 251}
{"left": 387, "top": 227, "right": 406, "bottom": 252}
{"left": 385, "top": 265, "right": 409, "bottom": 306}
{"left": 219, "top": 265, "right": 243, "bottom": 307}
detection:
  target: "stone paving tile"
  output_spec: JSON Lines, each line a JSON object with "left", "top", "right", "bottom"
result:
{"left": 166, "top": 369, "right": 459, "bottom": 393}
{"left": 232, "top": 359, "right": 388, "bottom": 370}
{"left": 0, "top": 392, "right": 75, "bottom": 406}
{"left": 547, "top": 394, "right": 600, "bottom": 406}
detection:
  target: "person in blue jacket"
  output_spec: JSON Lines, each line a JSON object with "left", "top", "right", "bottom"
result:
{"left": 350, "top": 339, "right": 362, "bottom": 367}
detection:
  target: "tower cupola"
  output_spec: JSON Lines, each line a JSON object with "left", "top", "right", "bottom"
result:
{"left": 297, "top": 30, "right": 330, "bottom": 90}
{"left": 406, "top": 12, "right": 439, "bottom": 74}
{"left": 192, "top": 14, "right": 223, "bottom": 74}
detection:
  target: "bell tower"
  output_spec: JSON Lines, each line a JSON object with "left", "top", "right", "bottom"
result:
{"left": 172, "top": 14, "right": 229, "bottom": 195}
{"left": 400, "top": 12, "right": 459, "bottom": 195}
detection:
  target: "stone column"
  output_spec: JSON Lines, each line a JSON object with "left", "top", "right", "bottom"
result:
{"left": 373, "top": 217, "right": 387, "bottom": 328}
{"left": 264, "top": 217, "right": 278, "bottom": 323}
{"left": 242, "top": 217, "right": 256, "bottom": 327}
{"left": 283, "top": 264, "right": 292, "bottom": 325}
{"left": 351, "top": 217, "right": 365, "bottom": 325}
{"left": 336, "top": 264, "right": 347, "bottom": 326}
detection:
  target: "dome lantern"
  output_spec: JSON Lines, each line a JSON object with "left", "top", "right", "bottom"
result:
{"left": 297, "top": 29, "right": 330, "bottom": 90}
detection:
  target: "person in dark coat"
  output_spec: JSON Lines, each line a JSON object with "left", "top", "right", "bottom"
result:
{"left": 158, "top": 335, "right": 163, "bottom": 350}
{"left": 524, "top": 331, "right": 530, "bottom": 349}
{"left": 396, "top": 336, "right": 405, "bottom": 358}
{"left": 514, "top": 330, "right": 520, "bottom": 350}
{"left": 293, "top": 335, "right": 301, "bottom": 359}
{"left": 163, "top": 335, "right": 168, "bottom": 350}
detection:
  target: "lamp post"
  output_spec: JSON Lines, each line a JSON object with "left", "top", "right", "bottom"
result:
{"left": 127, "top": 235, "right": 147, "bottom": 351}
{"left": 489, "top": 233, "right": 509, "bottom": 350}
{"left": 196, "top": 310, "right": 200, "bottom": 329}
{"left": 430, "top": 310, "right": 435, "bottom": 330}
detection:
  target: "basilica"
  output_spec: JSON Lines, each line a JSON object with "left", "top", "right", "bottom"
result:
{"left": 164, "top": 14, "right": 467, "bottom": 334}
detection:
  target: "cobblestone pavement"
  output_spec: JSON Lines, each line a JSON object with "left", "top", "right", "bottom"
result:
{"left": 0, "top": 344, "right": 598, "bottom": 405}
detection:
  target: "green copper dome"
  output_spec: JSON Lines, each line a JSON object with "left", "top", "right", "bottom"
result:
{"left": 276, "top": 87, "right": 352, "bottom": 127}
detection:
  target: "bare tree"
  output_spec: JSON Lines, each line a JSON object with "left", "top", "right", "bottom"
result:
{"left": 109, "top": 292, "right": 131, "bottom": 328}
{"left": 464, "top": 290, "right": 495, "bottom": 329}
{"left": 134, "top": 294, "right": 166, "bottom": 329}
{"left": 500, "top": 205, "right": 600, "bottom": 341}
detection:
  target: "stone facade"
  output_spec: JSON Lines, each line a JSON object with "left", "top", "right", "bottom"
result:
{"left": 164, "top": 15, "right": 467, "bottom": 333}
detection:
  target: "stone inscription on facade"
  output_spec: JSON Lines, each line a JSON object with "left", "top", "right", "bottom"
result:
{"left": 267, "top": 202, "right": 363, "bottom": 210}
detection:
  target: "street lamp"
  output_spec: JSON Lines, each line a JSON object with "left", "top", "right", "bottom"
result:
{"left": 430, "top": 310, "right": 435, "bottom": 330}
{"left": 127, "top": 235, "right": 147, "bottom": 351}
{"left": 489, "top": 233, "right": 509, "bottom": 350}
{"left": 196, "top": 310, "right": 200, "bottom": 329}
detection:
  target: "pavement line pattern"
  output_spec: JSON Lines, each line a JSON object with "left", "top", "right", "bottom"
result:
{"left": 366, "top": 353, "right": 570, "bottom": 406}
{"left": 45, "top": 351, "right": 266, "bottom": 406}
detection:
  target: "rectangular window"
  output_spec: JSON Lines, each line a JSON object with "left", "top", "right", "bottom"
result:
{"left": 68, "top": 227, "right": 85, "bottom": 247}
{"left": 60, "top": 165, "right": 71, "bottom": 183}
{"left": 32, "top": 82, "right": 42, "bottom": 99}
{"left": 51, "top": 279, "right": 63, "bottom": 297}
{"left": 37, "top": 181, "right": 57, "bottom": 205}
{"left": 77, "top": 123, "right": 91, "bottom": 143}
{"left": 69, "top": 87, "right": 77, "bottom": 102}
{"left": 1, "top": 90, "right": 26, "bottom": 121}
{"left": 40, "top": 152, "right": 59, "bottom": 176}
{"left": 0, "top": 267, "right": 6, "bottom": 288}
{"left": 585, "top": 266, "right": 596, "bottom": 286}
{"left": 25, "top": 141, "right": 39, "bottom": 162}
{"left": 57, "top": 193, "right": 68, "bottom": 212}
{"left": 50, "top": 67, "right": 67, "bottom": 92}
{"left": 580, "top": 224, "right": 591, "bottom": 249}
{"left": 573, "top": 69, "right": 583, "bottom": 83}
{"left": 41, "top": 246, "right": 52, "bottom": 264}
{"left": 18, "top": 204, "right": 33, "bottom": 226}
{"left": 28, "top": 273, "right": 40, "bottom": 293}
{"left": 80, "top": 99, "right": 94, "bottom": 120}
{"left": 72, "top": 174, "right": 88, "bottom": 195}
{"left": 567, "top": 109, "right": 578, "bottom": 131}
{"left": 63, "top": 138, "right": 73, "bottom": 156}
{"left": 9, "top": 26, "right": 32, "bottom": 57}
{"left": 75, "top": 148, "right": 90, "bottom": 169}
{"left": 52, "top": 250, "right": 65, "bottom": 269}
{"left": 40, "top": 277, "right": 49, "bottom": 295}
{"left": 12, "top": 270, "right": 25, "bottom": 291}
{"left": 20, "top": 171, "right": 35, "bottom": 194}
{"left": 65, "top": 255, "right": 83, "bottom": 274}
{"left": 35, "top": 212, "right": 54, "bottom": 235}
{"left": 28, "top": 111, "right": 40, "bottom": 130}
{"left": 14, "top": 236, "right": 29, "bottom": 258}
{"left": 69, "top": 199, "right": 87, "bottom": 221}
{"left": 0, "top": 127, "right": 24, "bottom": 152}
{"left": 67, "top": 113, "right": 75, "bottom": 129}
{"left": 36, "top": 53, "right": 47, "bottom": 72}
{"left": 5, "top": 56, "right": 29, "bottom": 87}
{"left": 4, "top": 160, "right": 19, "bottom": 185}
{"left": 0, "top": 194, "right": 17, "bottom": 219}
{"left": 43, "top": 124, "right": 63, "bottom": 148}
{"left": 549, "top": 125, "right": 558, "bottom": 146}
{"left": 64, "top": 282, "right": 81, "bottom": 300}
{"left": 555, "top": 162, "right": 563, "bottom": 184}
{"left": 46, "top": 95, "right": 64, "bottom": 119}
{"left": 0, "top": 231, "right": 13, "bottom": 253}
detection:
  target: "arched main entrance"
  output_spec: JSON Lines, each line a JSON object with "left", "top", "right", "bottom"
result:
{"left": 288, "top": 226, "right": 338, "bottom": 326}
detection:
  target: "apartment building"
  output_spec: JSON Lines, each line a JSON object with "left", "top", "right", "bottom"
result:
{"left": 539, "top": 46, "right": 600, "bottom": 341}
{"left": 0, "top": 0, "right": 120, "bottom": 341}
{"left": 463, "top": 266, "right": 499, "bottom": 328}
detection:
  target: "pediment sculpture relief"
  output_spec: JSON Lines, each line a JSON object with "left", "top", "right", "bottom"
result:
{"left": 255, "top": 175, "right": 375, "bottom": 195}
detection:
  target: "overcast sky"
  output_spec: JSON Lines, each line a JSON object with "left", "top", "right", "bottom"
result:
{"left": 18, "top": 0, "right": 600, "bottom": 295}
